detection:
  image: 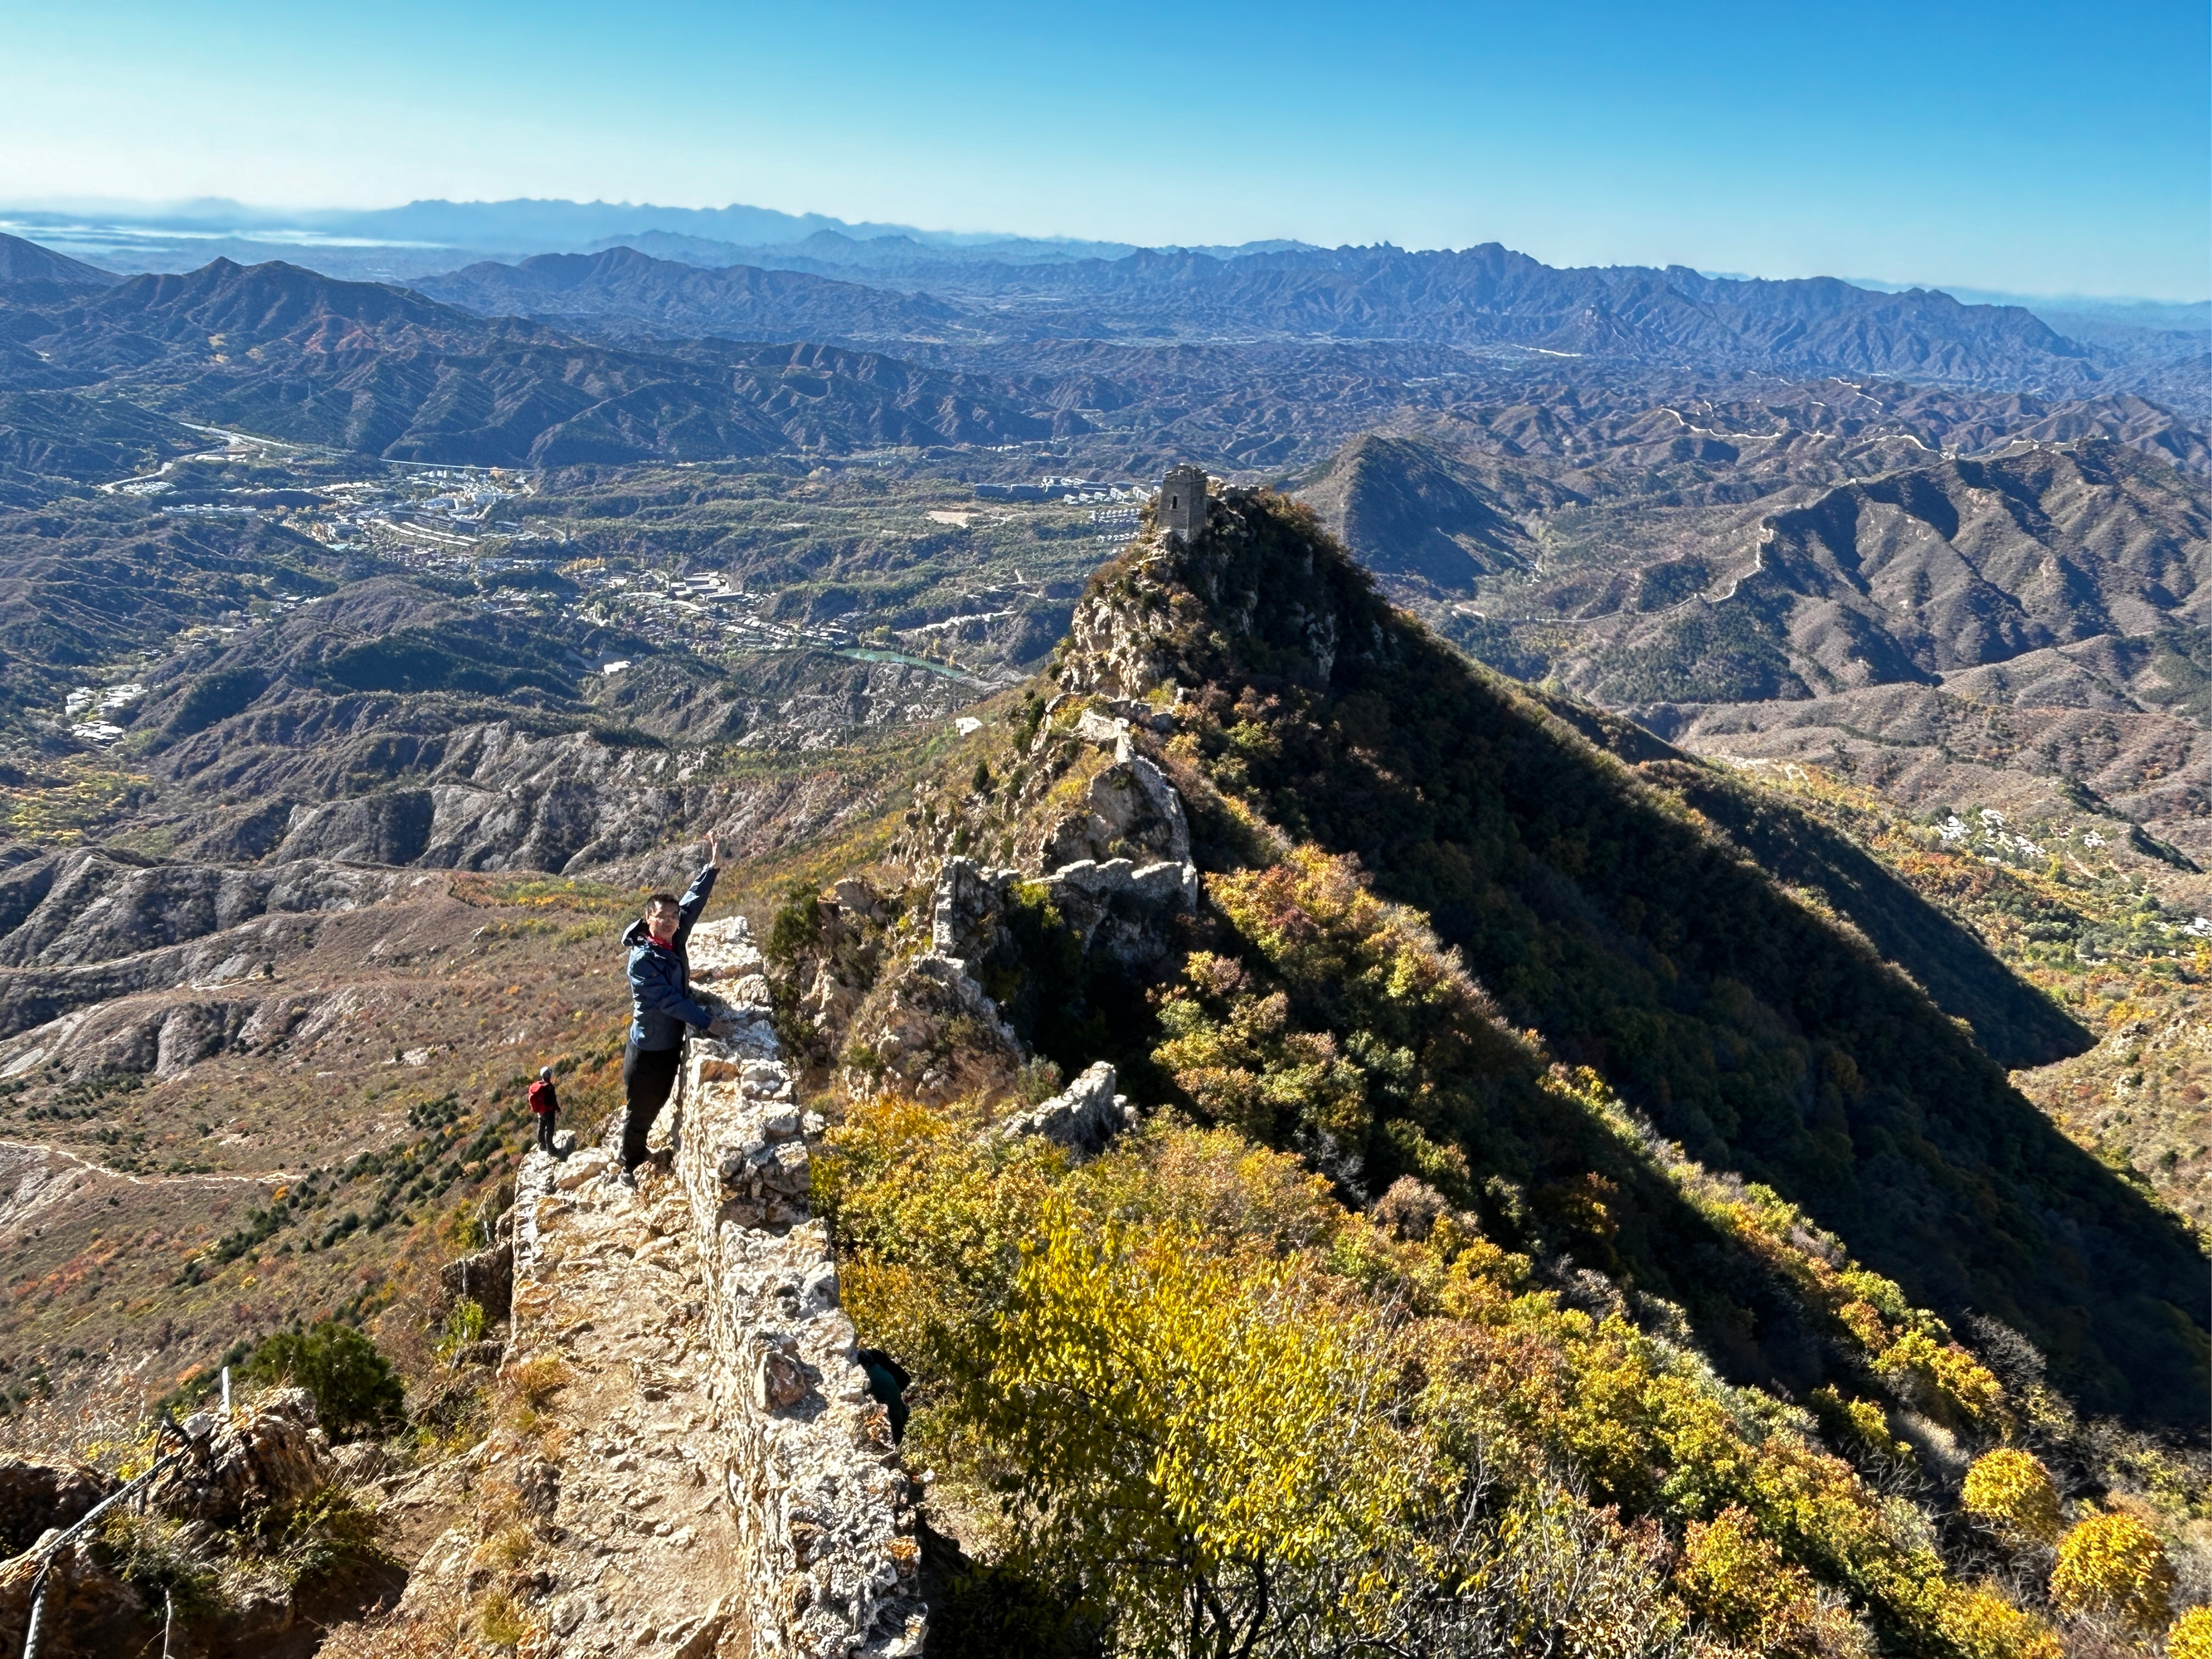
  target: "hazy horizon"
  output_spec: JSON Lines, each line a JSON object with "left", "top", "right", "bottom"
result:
{"left": 2, "top": 0, "right": 2205, "bottom": 302}
{"left": 4, "top": 195, "right": 2207, "bottom": 311}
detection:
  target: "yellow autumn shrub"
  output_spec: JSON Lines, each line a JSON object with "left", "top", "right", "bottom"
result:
{"left": 1674, "top": 1505, "right": 1827, "bottom": 1657}
{"left": 2049, "top": 1511, "right": 2176, "bottom": 1633}
{"left": 977, "top": 1202, "right": 1433, "bottom": 1650}
{"left": 1931, "top": 1584, "right": 2064, "bottom": 1659}
{"left": 1872, "top": 1329, "right": 2005, "bottom": 1425}
{"left": 2166, "top": 1604, "right": 2212, "bottom": 1659}
{"left": 1809, "top": 1387, "right": 1915, "bottom": 1472}
{"left": 1961, "top": 1449, "right": 2061, "bottom": 1545}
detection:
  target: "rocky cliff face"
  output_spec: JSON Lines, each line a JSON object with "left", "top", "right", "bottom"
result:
{"left": 843, "top": 695, "right": 1203, "bottom": 1108}
{"left": 0, "top": 1389, "right": 390, "bottom": 1659}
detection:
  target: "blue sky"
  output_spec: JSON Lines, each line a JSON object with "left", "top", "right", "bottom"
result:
{"left": 2, "top": 0, "right": 2205, "bottom": 298}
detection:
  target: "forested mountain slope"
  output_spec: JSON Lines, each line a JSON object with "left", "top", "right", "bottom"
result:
{"left": 1019, "top": 488, "right": 2205, "bottom": 1415}
{"left": 754, "top": 486, "right": 2207, "bottom": 1652}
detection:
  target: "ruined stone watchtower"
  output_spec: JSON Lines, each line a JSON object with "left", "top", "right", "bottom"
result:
{"left": 1158, "top": 464, "right": 1208, "bottom": 543}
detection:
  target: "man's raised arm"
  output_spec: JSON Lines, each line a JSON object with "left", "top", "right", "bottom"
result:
{"left": 676, "top": 833, "right": 722, "bottom": 939}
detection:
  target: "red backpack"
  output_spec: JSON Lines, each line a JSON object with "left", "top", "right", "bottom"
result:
{"left": 527, "top": 1078, "right": 557, "bottom": 1116}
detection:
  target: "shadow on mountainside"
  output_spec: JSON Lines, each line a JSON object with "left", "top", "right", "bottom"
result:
{"left": 1619, "top": 757, "right": 2091, "bottom": 1072}
{"left": 1133, "top": 490, "right": 2206, "bottom": 1424}
{"left": 1513, "top": 690, "right": 2093, "bottom": 1073}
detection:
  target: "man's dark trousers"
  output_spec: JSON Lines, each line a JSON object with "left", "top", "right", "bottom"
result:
{"left": 621, "top": 1041, "right": 684, "bottom": 1172}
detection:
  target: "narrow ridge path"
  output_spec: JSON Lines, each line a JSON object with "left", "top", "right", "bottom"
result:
{"left": 406, "top": 1142, "right": 751, "bottom": 1657}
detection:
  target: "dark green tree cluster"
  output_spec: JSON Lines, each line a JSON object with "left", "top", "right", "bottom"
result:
{"left": 241, "top": 1321, "right": 405, "bottom": 1442}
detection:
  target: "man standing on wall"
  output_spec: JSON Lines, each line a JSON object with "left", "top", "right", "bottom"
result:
{"left": 617, "top": 834, "right": 720, "bottom": 1185}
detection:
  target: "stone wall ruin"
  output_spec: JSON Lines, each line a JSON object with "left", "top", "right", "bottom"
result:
{"left": 507, "top": 917, "right": 926, "bottom": 1657}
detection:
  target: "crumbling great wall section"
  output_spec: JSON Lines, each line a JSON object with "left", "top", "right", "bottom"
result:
{"left": 501, "top": 916, "right": 926, "bottom": 1658}
{"left": 676, "top": 917, "right": 926, "bottom": 1656}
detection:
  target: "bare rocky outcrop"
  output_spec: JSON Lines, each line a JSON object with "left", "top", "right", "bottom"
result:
{"left": 1057, "top": 552, "right": 1180, "bottom": 699}
{"left": 1022, "top": 727, "right": 1193, "bottom": 874}
{"left": 999, "top": 1060, "right": 1135, "bottom": 1157}
{"left": 146, "top": 1388, "right": 334, "bottom": 1525}
{"left": 437, "top": 1238, "right": 514, "bottom": 1316}
{"left": 1040, "top": 858, "right": 1198, "bottom": 968}
{"left": 0, "top": 1536, "right": 143, "bottom": 1659}
{"left": 784, "top": 878, "right": 896, "bottom": 1041}
{"left": 863, "top": 694, "right": 1205, "bottom": 1093}
{"left": 0, "top": 1389, "right": 371, "bottom": 1659}
{"left": 0, "top": 1456, "right": 114, "bottom": 1559}
{"left": 825, "top": 856, "right": 1022, "bottom": 1101}
{"left": 845, "top": 946, "right": 1023, "bottom": 1103}
{"left": 846, "top": 846, "right": 1197, "bottom": 1104}
{"left": 927, "top": 856, "right": 1011, "bottom": 963}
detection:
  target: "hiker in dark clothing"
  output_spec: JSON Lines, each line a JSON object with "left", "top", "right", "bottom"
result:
{"left": 528, "top": 1064, "right": 560, "bottom": 1155}
{"left": 857, "top": 1347, "right": 911, "bottom": 1442}
{"left": 618, "top": 836, "right": 720, "bottom": 1182}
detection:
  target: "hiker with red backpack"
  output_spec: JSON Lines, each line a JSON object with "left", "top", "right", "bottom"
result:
{"left": 529, "top": 1064, "right": 560, "bottom": 1155}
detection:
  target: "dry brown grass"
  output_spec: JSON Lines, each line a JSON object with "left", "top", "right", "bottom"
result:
{"left": 318, "top": 1588, "right": 481, "bottom": 1659}
{"left": 501, "top": 1354, "right": 570, "bottom": 1413}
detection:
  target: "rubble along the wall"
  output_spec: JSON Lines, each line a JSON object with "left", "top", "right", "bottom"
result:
{"left": 673, "top": 916, "right": 926, "bottom": 1657}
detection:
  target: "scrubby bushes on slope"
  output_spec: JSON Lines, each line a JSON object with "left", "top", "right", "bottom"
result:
{"left": 1111, "top": 489, "right": 2202, "bottom": 1425}
{"left": 819, "top": 1094, "right": 2109, "bottom": 1657}
{"left": 241, "top": 1321, "right": 406, "bottom": 1442}
{"left": 788, "top": 486, "right": 2209, "bottom": 1653}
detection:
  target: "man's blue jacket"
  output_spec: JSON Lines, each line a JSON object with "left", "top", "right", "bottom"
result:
{"left": 623, "top": 863, "right": 718, "bottom": 1052}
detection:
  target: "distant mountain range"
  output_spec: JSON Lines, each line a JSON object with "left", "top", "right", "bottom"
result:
{"left": 5, "top": 231, "right": 2208, "bottom": 482}
{"left": 7, "top": 201, "right": 2200, "bottom": 397}
{"left": 0, "top": 247, "right": 1067, "bottom": 465}
{"left": 1851, "top": 280, "right": 2210, "bottom": 335}
{"left": 0, "top": 198, "right": 1181, "bottom": 286}
{"left": 4, "top": 196, "right": 971, "bottom": 255}
{"left": 411, "top": 247, "right": 970, "bottom": 344}
{"left": 400, "top": 239, "right": 2208, "bottom": 409}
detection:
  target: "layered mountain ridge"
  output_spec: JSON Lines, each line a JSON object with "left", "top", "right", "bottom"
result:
{"left": 12, "top": 228, "right": 2205, "bottom": 416}
{"left": 1305, "top": 425, "right": 2212, "bottom": 867}
{"left": 0, "top": 251, "right": 1067, "bottom": 465}
{"left": 416, "top": 239, "right": 2203, "bottom": 406}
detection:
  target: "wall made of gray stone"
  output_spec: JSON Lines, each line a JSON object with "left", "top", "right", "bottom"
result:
{"left": 674, "top": 917, "right": 926, "bottom": 1658}
{"left": 1158, "top": 464, "right": 1208, "bottom": 542}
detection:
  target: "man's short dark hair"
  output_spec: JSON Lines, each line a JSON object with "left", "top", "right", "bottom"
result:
{"left": 645, "top": 891, "right": 679, "bottom": 910}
